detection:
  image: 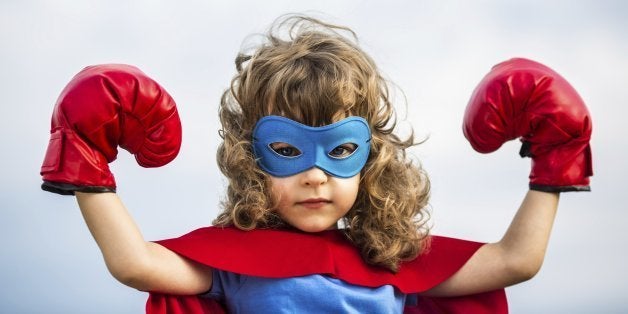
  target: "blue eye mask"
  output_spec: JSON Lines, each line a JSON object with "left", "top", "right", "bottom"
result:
{"left": 252, "top": 116, "right": 371, "bottom": 178}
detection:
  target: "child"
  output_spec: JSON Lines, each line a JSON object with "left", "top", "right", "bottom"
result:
{"left": 40, "top": 15, "right": 592, "bottom": 313}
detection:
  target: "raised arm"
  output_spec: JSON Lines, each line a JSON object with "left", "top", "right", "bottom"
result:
{"left": 76, "top": 192, "right": 212, "bottom": 294}
{"left": 40, "top": 65, "right": 212, "bottom": 294}
{"left": 427, "top": 58, "right": 592, "bottom": 296}
{"left": 426, "top": 190, "right": 558, "bottom": 296}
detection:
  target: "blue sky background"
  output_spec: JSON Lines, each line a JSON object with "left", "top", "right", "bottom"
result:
{"left": 1, "top": 0, "right": 627, "bottom": 313}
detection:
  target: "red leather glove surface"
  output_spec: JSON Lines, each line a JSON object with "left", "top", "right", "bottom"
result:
{"left": 463, "top": 58, "right": 592, "bottom": 192}
{"left": 40, "top": 64, "right": 182, "bottom": 195}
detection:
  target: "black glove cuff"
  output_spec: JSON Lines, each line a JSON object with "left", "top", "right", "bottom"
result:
{"left": 529, "top": 183, "right": 591, "bottom": 193}
{"left": 41, "top": 181, "right": 116, "bottom": 195}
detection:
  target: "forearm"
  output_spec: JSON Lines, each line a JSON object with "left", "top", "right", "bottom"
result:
{"left": 75, "top": 192, "right": 213, "bottom": 293}
{"left": 76, "top": 192, "right": 152, "bottom": 283}
{"left": 497, "top": 190, "right": 559, "bottom": 281}
{"left": 426, "top": 190, "right": 559, "bottom": 296}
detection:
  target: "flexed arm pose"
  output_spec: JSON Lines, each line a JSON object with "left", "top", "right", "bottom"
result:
{"left": 40, "top": 65, "right": 213, "bottom": 294}
{"left": 428, "top": 58, "right": 592, "bottom": 296}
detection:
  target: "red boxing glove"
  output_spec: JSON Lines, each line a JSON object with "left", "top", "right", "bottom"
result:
{"left": 463, "top": 58, "right": 592, "bottom": 192}
{"left": 40, "top": 64, "right": 182, "bottom": 195}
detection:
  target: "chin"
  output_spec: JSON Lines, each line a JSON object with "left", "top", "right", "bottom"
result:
{"left": 294, "top": 222, "right": 336, "bottom": 233}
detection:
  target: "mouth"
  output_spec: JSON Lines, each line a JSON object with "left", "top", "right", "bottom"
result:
{"left": 296, "top": 198, "right": 332, "bottom": 209}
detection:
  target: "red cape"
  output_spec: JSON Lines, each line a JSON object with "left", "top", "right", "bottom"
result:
{"left": 146, "top": 226, "right": 507, "bottom": 313}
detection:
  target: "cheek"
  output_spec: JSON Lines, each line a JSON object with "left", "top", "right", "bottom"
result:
{"left": 341, "top": 176, "right": 361, "bottom": 206}
{"left": 268, "top": 177, "right": 289, "bottom": 204}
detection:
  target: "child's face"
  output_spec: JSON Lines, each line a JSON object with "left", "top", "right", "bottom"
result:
{"left": 252, "top": 114, "right": 369, "bottom": 232}
{"left": 269, "top": 169, "right": 360, "bottom": 232}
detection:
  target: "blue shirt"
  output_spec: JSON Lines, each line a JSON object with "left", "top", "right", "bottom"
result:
{"left": 206, "top": 269, "right": 406, "bottom": 313}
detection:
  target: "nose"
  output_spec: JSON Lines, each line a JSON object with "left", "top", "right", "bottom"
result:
{"left": 300, "top": 167, "right": 328, "bottom": 186}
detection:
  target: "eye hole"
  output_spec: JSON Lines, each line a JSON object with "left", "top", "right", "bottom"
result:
{"left": 269, "top": 142, "right": 302, "bottom": 157}
{"left": 329, "top": 143, "right": 358, "bottom": 158}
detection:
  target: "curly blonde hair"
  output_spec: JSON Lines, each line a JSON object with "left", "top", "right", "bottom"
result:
{"left": 213, "top": 15, "right": 431, "bottom": 272}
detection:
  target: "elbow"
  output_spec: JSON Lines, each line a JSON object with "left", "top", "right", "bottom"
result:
{"left": 505, "top": 251, "right": 544, "bottom": 283}
{"left": 105, "top": 257, "right": 154, "bottom": 290}
{"left": 511, "top": 261, "right": 542, "bottom": 283}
